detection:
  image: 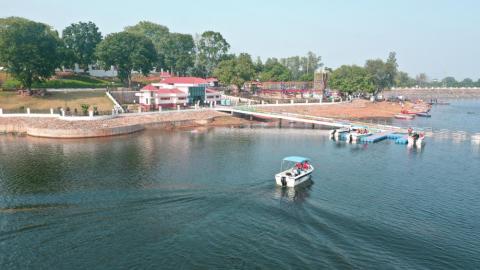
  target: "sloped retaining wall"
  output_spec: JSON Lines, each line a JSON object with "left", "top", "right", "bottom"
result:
{"left": 0, "top": 118, "right": 216, "bottom": 138}
{"left": 25, "top": 124, "right": 145, "bottom": 138}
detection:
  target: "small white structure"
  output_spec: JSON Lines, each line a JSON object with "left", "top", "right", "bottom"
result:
{"left": 205, "top": 88, "right": 222, "bottom": 104}
{"left": 136, "top": 85, "right": 188, "bottom": 110}
{"left": 72, "top": 64, "right": 118, "bottom": 77}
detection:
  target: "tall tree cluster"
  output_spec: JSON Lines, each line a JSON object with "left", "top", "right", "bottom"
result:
{"left": 0, "top": 17, "right": 62, "bottom": 92}
{"left": 329, "top": 52, "right": 398, "bottom": 95}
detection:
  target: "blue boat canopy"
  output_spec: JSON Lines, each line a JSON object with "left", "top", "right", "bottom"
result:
{"left": 282, "top": 156, "right": 310, "bottom": 163}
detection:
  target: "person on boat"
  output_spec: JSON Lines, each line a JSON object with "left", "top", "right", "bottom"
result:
{"left": 295, "top": 163, "right": 302, "bottom": 174}
{"left": 408, "top": 127, "right": 413, "bottom": 135}
{"left": 303, "top": 161, "right": 310, "bottom": 170}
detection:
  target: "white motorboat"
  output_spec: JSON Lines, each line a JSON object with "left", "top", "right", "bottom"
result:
{"left": 407, "top": 133, "right": 425, "bottom": 148}
{"left": 329, "top": 127, "right": 350, "bottom": 140}
{"left": 275, "top": 156, "right": 314, "bottom": 187}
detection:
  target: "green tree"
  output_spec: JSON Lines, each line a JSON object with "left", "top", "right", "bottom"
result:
{"left": 0, "top": 17, "right": 62, "bottom": 92}
{"left": 279, "top": 52, "right": 322, "bottom": 81}
{"left": 395, "top": 71, "right": 415, "bottom": 87}
{"left": 460, "top": 78, "right": 474, "bottom": 87}
{"left": 442, "top": 76, "right": 458, "bottom": 87}
{"left": 161, "top": 33, "right": 195, "bottom": 75}
{"left": 125, "top": 21, "right": 170, "bottom": 68}
{"left": 415, "top": 73, "right": 428, "bottom": 87}
{"left": 254, "top": 56, "right": 263, "bottom": 73}
{"left": 213, "top": 53, "right": 256, "bottom": 91}
{"left": 364, "top": 52, "right": 397, "bottom": 95}
{"left": 95, "top": 32, "right": 157, "bottom": 88}
{"left": 259, "top": 58, "right": 292, "bottom": 81}
{"left": 196, "top": 31, "right": 230, "bottom": 76}
{"left": 329, "top": 65, "right": 375, "bottom": 94}
{"left": 62, "top": 21, "right": 102, "bottom": 70}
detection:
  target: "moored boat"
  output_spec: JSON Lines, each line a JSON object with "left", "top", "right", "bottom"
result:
{"left": 329, "top": 127, "right": 350, "bottom": 140}
{"left": 275, "top": 156, "right": 314, "bottom": 187}
{"left": 415, "top": 112, "right": 431, "bottom": 117}
{"left": 395, "top": 114, "right": 415, "bottom": 120}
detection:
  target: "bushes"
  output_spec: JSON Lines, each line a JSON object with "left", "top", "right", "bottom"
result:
{"left": 1, "top": 74, "right": 122, "bottom": 90}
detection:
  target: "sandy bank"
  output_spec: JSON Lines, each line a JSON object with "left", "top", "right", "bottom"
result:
{"left": 260, "top": 100, "right": 412, "bottom": 120}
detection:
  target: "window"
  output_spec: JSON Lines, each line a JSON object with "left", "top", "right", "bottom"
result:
{"left": 178, "top": 97, "right": 186, "bottom": 100}
{"left": 161, "top": 97, "right": 170, "bottom": 100}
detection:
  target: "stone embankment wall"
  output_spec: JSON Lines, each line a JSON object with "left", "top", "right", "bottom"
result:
{"left": 386, "top": 87, "right": 480, "bottom": 100}
{"left": 0, "top": 110, "right": 226, "bottom": 138}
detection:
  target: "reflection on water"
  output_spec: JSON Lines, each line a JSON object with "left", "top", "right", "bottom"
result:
{"left": 274, "top": 181, "right": 313, "bottom": 203}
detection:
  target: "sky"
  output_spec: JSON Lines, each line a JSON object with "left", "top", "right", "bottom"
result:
{"left": 1, "top": 0, "right": 479, "bottom": 80}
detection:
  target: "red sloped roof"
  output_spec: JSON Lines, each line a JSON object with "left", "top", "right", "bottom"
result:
{"left": 141, "top": 84, "right": 186, "bottom": 95}
{"left": 161, "top": 77, "right": 208, "bottom": 85}
{"left": 206, "top": 77, "right": 218, "bottom": 82}
{"left": 141, "top": 84, "right": 158, "bottom": 91}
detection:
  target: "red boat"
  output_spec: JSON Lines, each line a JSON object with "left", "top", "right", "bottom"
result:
{"left": 400, "top": 109, "right": 418, "bottom": 115}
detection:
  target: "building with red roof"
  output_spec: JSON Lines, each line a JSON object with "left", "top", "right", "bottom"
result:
{"left": 136, "top": 84, "right": 188, "bottom": 110}
{"left": 137, "top": 76, "right": 223, "bottom": 110}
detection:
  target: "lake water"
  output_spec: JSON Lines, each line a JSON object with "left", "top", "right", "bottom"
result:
{"left": 1, "top": 101, "right": 479, "bottom": 269}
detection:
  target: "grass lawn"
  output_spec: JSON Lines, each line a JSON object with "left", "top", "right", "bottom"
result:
{"left": 0, "top": 72, "right": 123, "bottom": 89}
{"left": 0, "top": 91, "right": 114, "bottom": 113}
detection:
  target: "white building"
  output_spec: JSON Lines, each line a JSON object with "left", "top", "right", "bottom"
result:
{"left": 136, "top": 84, "right": 188, "bottom": 110}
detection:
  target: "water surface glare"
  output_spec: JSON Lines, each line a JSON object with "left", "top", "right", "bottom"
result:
{"left": 1, "top": 102, "right": 480, "bottom": 269}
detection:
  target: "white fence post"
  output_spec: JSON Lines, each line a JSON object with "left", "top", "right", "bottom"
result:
{"left": 306, "top": 99, "right": 309, "bottom": 104}
{"left": 276, "top": 100, "right": 279, "bottom": 105}
{"left": 0, "top": 108, "right": 3, "bottom": 115}
{"left": 138, "top": 107, "right": 142, "bottom": 113}
{"left": 61, "top": 109, "right": 65, "bottom": 117}
{"left": 159, "top": 106, "right": 162, "bottom": 112}
{"left": 89, "top": 110, "right": 94, "bottom": 117}
{"left": 27, "top": 108, "right": 31, "bottom": 114}
{"left": 177, "top": 105, "right": 180, "bottom": 111}
{"left": 50, "top": 108, "right": 54, "bottom": 114}
{"left": 290, "top": 100, "right": 294, "bottom": 104}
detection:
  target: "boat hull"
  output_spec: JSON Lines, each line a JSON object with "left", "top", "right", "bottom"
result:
{"left": 275, "top": 166, "right": 314, "bottom": 187}
{"left": 395, "top": 114, "right": 415, "bottom": 120}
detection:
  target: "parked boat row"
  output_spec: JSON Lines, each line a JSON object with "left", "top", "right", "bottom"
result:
{"left": 329, "top": 126, "right": 426, "bottom": 148}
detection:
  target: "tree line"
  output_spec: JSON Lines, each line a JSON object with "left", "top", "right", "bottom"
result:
{"left": 0, "top": 17, "right": 322, "bottom": 91}
{"left": 328, "top": 52, "right": 480, "bottom": 96}
{"left": 1, "top": 17, "right": 477, "bottom": 93}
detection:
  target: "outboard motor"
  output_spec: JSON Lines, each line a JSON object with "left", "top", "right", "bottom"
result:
{"left": 330, "top": 129, "right": 336, "bottom": 139}
{"left": 281, "top": 176, "right": 287, "bottom": 187}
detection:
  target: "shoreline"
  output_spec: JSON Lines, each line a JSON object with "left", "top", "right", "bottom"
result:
{"left": 0, "top": 100, "right": 425, "bottom": 139}
{"left": 0, "top": 111, "right": 251, "bottom": 139}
